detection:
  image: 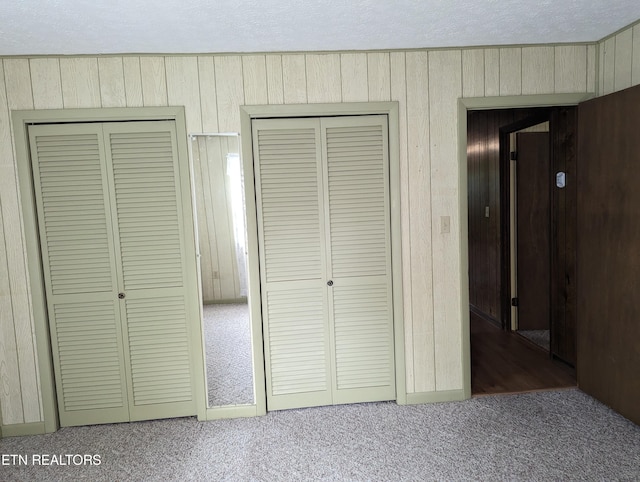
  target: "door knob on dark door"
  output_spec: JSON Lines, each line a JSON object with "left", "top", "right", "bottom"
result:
{"left": 327, "top": 280, "right": 333, "bottom": 286}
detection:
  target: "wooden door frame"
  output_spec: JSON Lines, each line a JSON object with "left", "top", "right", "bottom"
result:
{"left": 458, "top": 93, "right": 592, "bottom": 396}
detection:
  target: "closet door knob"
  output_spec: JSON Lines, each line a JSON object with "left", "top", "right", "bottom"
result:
{"left": 327, "top": 280, "right": 334, "bottom": 287}
{"left": 118, "top": 293, "right": 126, "bottom": 299}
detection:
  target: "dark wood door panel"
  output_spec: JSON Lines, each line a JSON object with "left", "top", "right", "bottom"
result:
{"left": 516, "top": 132, "right": 551, "bottom": 331}
{"left": 577, "top": 84, "right": 640, "bottom": 425}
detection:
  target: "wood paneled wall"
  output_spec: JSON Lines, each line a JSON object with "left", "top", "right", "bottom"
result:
{"left": 191, "top": 136, "right": 244, "bottom": 303}
{"left": 598, "top": 21, "right": 640, "bottom": 95}
{"left": 0, "top": 44, "right": 595, "bottom": 426}
{"left": 467, "top": 109, "right": 547, "bottom": 325}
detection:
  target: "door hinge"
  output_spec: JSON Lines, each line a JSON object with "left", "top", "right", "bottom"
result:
{"left": 511, "top": 297, "right": 519, "bottom": 307}
{"left": 510, "top": 151, "right": 517, "bottom": 161}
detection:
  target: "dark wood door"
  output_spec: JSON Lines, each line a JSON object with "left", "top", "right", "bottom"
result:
{"left": 577, "top": 84, "right": 640, "bottom": 425}
{"left": 516, "top": 132, "right": 550, "bottom": 331}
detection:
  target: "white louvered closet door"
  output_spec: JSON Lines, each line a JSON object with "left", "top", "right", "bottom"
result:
{"left": 322, "top": 116, "right": 395, "bottom": 405}
{"left": 253, "top": 118, "right": 333, "bottom": 410}
{"left": 29, "top": 123, "right": 130, "bottom": 427}
{"left": 29, "top": 121, "right": 196, "bottom": 427}
{"left": 103, "top": 121, "right": 196, "bottom": 421}
{"left": 253, "top": 115, "right": 395, "bottom": 411}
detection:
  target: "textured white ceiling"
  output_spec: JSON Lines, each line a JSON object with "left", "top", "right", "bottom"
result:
{"left": 2, "top": 0, "right": 640, "bottom": 56}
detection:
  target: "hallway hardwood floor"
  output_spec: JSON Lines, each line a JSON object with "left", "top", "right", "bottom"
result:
{"left": 471, "top": 312, "right": 576, "bottom": 395}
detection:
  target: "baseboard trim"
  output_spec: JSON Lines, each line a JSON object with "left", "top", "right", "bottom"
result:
{"left": 1, "top": 421, "right": 46, "bottom": 438}
{"left": 405, "top": 389, "right": 468, "bottom": 405}
{"left": 201, "top": 404, "right": 260, "bottom": 421}
{"left": 203, "top": 298, "right": 248, "bottom": 305}
{"left": 469, "top": 304, "right": 501, "bottom": 328}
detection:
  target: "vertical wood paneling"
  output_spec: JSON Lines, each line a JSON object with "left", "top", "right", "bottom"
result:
{"left": 466, "top": 111, "right": 480, "bottom": 309}
{"left": 522, "top": 46, "right": 554, "bottom": 95}
{"left": 243, "top": 55, "right": 268, "bottom": 106}
{"left": 469, "top": 110, "right": 498, "bottom": 322}
{"left": 428, "top": 50, "right": 463, "bottom": 391}
{"left": 367, "top": 52, "right": 390, "bottom": 101}
{"left": 1, "top": 43, "right": 603, "bottom": 422}
{"left": 0, "top": 61, "right": 26, "bottom": 425}
{"left": 165, "top": 56, "right": 202, "bottom": 133}
{"left": 191, "top": 136, "right": 242, "bottom": 302}
{"left": 197, "top": 56, "right": 219, "bottom": 133}
{"left": 29, "top": 58, "right": 63, "bottom": 109}
{"left": 598, "top": 23, "right": 640, "bottom": 95}
{"left": 405, "top": 51, "right": 435, "bottom": 393}
{"left": 462, "top": 49, "right": 485, "bottom": 98}
{"left": 602, "top": 37, "right": 616, "bottom": 95}
{"left": 554, "top": 46, "right": 587, "bottom": 94}
{"left": 207, "top": 137, "right": 240, "bottom": 299}
{"left": 598, "top": 42, "right": 606, "bottom": 96}
{"left": 97, "top": 57, "right": 126, "bottom": 107}
{"left": 633, "top": 25, "right": 640, "bottom": 86}
{"left": 587, "top": 45, "right": 597, "bottom": 94}
{"left": 390, "top": 52, "right": 413, "bottom": 391}
{"left": 122, "top": 57, "right": 143, "bottom": 107}
{"left": 199, "top": 137, "right": 222, "bottom": 299}
{"left": 0, "top": 193, "right": 25, "bottom": 425}
{"left": 282, "top": 54, "right": 307, "bottom": 104}
{"left": 340, "top": 53, "right": 368, "bottom": 102}
{"left": 487, "top": 111, "right": 503, "bottom": 319}
{"left": 191, "top": 137, "right": 215, "bottom": 301}
{"left": 214, "top": 56, "right": 244, "bottom": 132}
{"left": 265, "top": 55, "right": 284, "bottom": 105}
{"left": 499, "top": 48, "right": 522, "bottom": 95}
{"left": 4, "top": 60, "right": 33, "bottom": 110}
{"left": 59, "top": 58, "right": 101, "bottom": 108}
{"left": 140, "top": 56, "right": 168, "bottom": 106}
{"left": 614, "top": 29, "right": 633, "bottom": 91}
{"left": 2, "top": 59, "right": 43, "bottom": 423}
{"left": 306, "top": 54, "right": 341, "bottom": 103}
{"left": 484, "top": 49, "right": 500, "bottom": 97}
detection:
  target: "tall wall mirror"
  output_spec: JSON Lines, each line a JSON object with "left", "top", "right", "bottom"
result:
{"left": 190, "top": 133, "right": 254, "bottom": 408}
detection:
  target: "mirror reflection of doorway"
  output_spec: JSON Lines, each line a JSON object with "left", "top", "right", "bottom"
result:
{"left": 190, "top": 133, "right": 254, "bottom": 408}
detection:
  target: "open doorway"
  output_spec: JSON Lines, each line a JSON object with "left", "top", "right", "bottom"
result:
{"left": 190, "top": 134, "right": 254, "bottom": 408}
{"left": 467, "top": 107, "right": 577, "bottom": 395}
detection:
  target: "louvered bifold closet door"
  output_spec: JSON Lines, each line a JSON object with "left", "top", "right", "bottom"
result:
{"left": 28, "top": 124, "right": 129, "bottom": 427}
{"left": 252, "top": 118, "right": 333, "bottom": 410}
{"left": 103, "top": 121, "right": 196, "bottom": 421}
{"left": 321, "top": 116, "right": 395, "bottom": 404}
